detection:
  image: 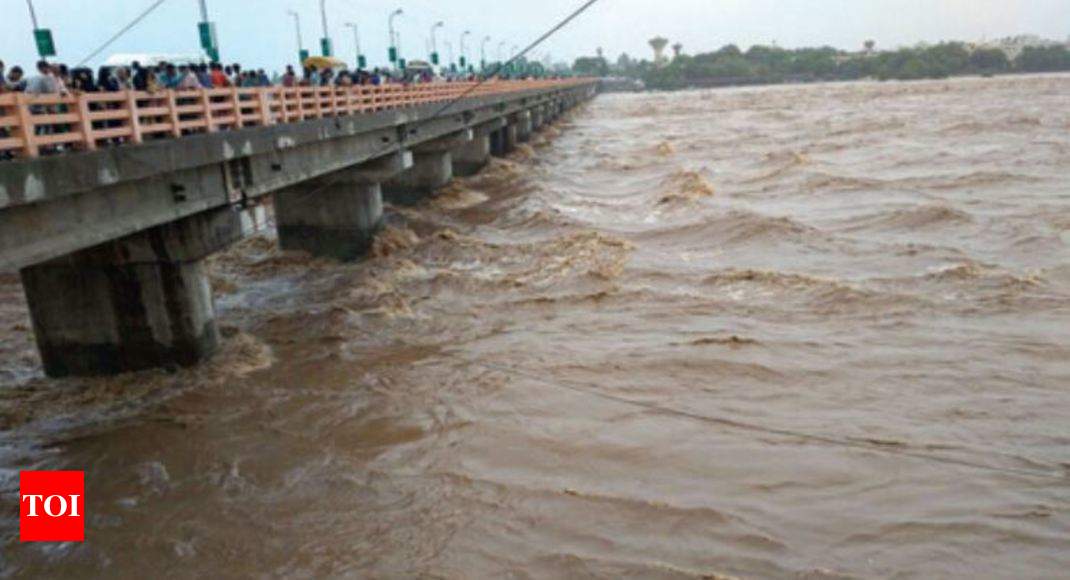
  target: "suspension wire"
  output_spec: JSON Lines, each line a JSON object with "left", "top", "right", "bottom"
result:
{"left": 76, "top": 0, "right": 172, "bottom": 67}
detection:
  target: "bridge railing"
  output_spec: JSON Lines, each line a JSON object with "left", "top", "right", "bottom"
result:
{"left": 0, "top": 79, "right": 588, "bottom": 161}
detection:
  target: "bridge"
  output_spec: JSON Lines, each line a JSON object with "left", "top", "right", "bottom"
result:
{"left": 0, "top": 79, "right": 597, "bottom": 378}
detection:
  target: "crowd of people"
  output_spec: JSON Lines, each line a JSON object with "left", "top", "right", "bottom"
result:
{"left": 0, "top": 58, "right": 479, "bottom": 97}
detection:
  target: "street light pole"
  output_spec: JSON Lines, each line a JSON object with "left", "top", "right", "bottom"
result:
{"left": 388, "top": 8, "right": 403, "bottom": 69}
{"left": 196, "top": 0, "right": 220, "bottom": 62}
{"left": 25, "top": 0, "right": 56, "bottom": 59}
{"left": 345, "top": 23, "right": 364, "bottom": 70}
{"left": 25, "top": 0, "right": 40, "bottom": 29}
{"left": 319, "top": 0, "right": 332, "bottom": 56}
{"left": 430, "top": 21, "right": 443, "bottom": 67}
{"left": 288, "top": 10, "right": 308, "bottom": 66}
{"left": 459, "top": 30, "right": 471, "bottom": 71}
{"left": 481, "top": 35, "right": 491, "bottom": 72}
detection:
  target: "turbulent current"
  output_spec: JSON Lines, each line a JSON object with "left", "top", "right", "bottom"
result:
{"left": 2, "top": 74, "right": 1070, "bottom": 578}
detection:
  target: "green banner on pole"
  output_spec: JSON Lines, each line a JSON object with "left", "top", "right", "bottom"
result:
{"left": 34, "top": 29, "right": 56, "bottom": 58}
{"left": 431, "top": 52, "right": 439, "bottom": 66}
{"left": 198, "top": 22, "right": 219, "bottom": 61}
{"left": 389, "top": 47, "right": 398, "bottom": 63}
{"left": 358, "top": 55, "right": 367, "bottom": 69}
{"left": 299, "top": 49, "right": 311, "bottom": 64}
{"left": 321, "top": 38, "right": 333, "bottom": 57}
{"left": 398, "top": 58, "right": 407, "bottom": 70}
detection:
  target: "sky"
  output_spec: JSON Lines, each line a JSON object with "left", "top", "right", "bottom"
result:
{"left": 1, "top": 0, "right": 1068, "bottom": 72}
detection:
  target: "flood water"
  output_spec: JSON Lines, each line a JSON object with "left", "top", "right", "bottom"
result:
{"left": 1, "top": 74, "right": 1069, "bottom": 578}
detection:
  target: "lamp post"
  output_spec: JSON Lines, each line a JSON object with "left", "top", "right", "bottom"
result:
{"left": 345, "top": 23, "right": 364, "bottom": 69}
{"left": 288, "top": 10, "right": 308, "bottom": 66}
{"left": 429, "top": 21, "right": 443, "bottom": 67}
{"left": 459, "top": 30, "right": 471, "bottom": 71}
{"left": 25, "top": 0, "right": 56, "bottom": 58}
{"left": 196, "top": 0, "right": 219, "bottom": 62}
{"left": 480, "top": 35, "right": 490, "bottom": 72}
{"left": 388, "top": 8, "right": 403, "bottom": 69}
{"left": 319, "top": 0, "right": 332, "bottom": 56}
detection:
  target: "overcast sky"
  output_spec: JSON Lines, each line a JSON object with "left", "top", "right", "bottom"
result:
{"left": 2, "top": 0, "right": 1068, "bottom": 71}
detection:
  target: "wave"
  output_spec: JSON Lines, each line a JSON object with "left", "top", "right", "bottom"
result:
{"left": 839, "top": 204, "right": 974, "bottom": 232}
{"left": 658, "top": 169, "right": 716, "bottom": 205}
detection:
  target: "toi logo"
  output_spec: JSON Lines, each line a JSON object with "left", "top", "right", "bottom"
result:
{"left": 20, "top": 471, "right": 84, "bottom": 542}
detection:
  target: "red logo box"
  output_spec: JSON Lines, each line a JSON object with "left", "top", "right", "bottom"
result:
{"left": 20, "top": 471, "right": 85, "bottom": 542}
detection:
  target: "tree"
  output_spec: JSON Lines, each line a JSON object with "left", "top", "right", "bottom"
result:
{"left": 572, "top": 56, "right": 609, "bottom": 77}
{"left": 1015, "top": 45, "right": 1070, "bottom": 72}
{"left": 671, "top": 43, "right": 684, "bottom": 59}
{"left": 717, "top": 44, "right": 743, "bottom": 58}
{"left": 969, "top": 48, "right": 1010, "bottom": 73}
{"left": 864, "top": 40, "right": 876, "bottom": 53}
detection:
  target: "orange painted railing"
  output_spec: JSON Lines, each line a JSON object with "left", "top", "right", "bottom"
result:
{"left": 0, "top": 79, "right": 589, "bottom": 160}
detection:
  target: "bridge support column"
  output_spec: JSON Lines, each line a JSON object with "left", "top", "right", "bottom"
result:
{"left": 452, "top": 120, "right": 503, "bottom": 177}
{"left": 17, "top": 208, "right": 262, "bottom": 377}
{"left": 452, "top": 135, "right": 491, "bottom": 177}
{"left": 275, "top": 152, "right": 410, "bottom": 261}
{"left": 532, "top": 107, "right": 545, "bottom": 131}
{"left": 384, "top": 130, "right": 472, "bottom": 205}
{"left": 491, "top": 124, "right": 518, "bottom": 157}
{"left": 515, "top": 111, "right": 534, "bottom": 143}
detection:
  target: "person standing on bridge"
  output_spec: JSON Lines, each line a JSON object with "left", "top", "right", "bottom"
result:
{"left": 25, "top": 61, "right": 65, "bottom": 96}
{"left": 210, "top": 63, "right": 231, "bottom": 88}
{"left": 281, "top": 66, "right": 297, "bottom": 88}
{"left": 177, "top": 65, "right": 201, "bottom": 90}
{"left": 195, "top": 64, "right": 213, "bottom": 89}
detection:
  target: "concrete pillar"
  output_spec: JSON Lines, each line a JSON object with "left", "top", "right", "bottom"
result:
{"left": 515, "top": 111, "right": 534, "bottom": 143}
{"left": 489, "top": 127, "right": 507, "bottom": 157}
{"left": 17, "top": 208, "right": 258, "bottom": 377}
{"left": 532, "top": 106, "right": 545, "bottom": 131}
{"left": 452, "top": 135, "right": 491, "bottom": 177}
{"left": 275, "top": 152, "right": 409, "bottom": 260}
{"left": 383, "top": 130, "right": 471, "bottom": 205}
{"left": 452, "top": 120, "right": 504, "bottom": 177}
{"left": 491, "top": 125, "right": 519, "bottom": 158}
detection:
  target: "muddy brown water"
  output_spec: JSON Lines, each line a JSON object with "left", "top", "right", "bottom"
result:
{"left": 1, "top": 74, "right": 1069, "bottom": 578}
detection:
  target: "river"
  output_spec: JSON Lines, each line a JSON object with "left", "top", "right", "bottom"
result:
{"left": 1, "top": 73, "right": 1069, "bottom": 578}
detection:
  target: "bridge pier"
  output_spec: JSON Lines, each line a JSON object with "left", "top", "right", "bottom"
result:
{"left": 383, "top": 130, "right": 472, "bottom": 205}
{"left": 515, "top": 111, "right": 534, "bottom": 143}
{"left": 453, "top": 120, "right": 504, "bottom": 177}
{"left": 17, "top": 208, "right": 262, "bottom": 377}
{"left": 532, "top": 106, "right": 546, "bottom": 131}
{"left": 490, "top": 124, "right": 519, "bottom": 157}
{"left": 275, "top": 152, "right": 410, "bottom": 261}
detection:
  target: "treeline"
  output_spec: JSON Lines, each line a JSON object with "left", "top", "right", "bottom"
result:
{"left": 573, "top": 42, "right": 1070, "bottom": 89}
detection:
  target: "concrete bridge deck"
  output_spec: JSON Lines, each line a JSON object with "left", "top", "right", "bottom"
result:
{"left": 0, "top": 79, "right": 598, "bottom": 377}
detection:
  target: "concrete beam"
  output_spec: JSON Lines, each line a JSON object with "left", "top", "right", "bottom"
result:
{"left": 0, "top": 83, "right": 597, "bottom": 271}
